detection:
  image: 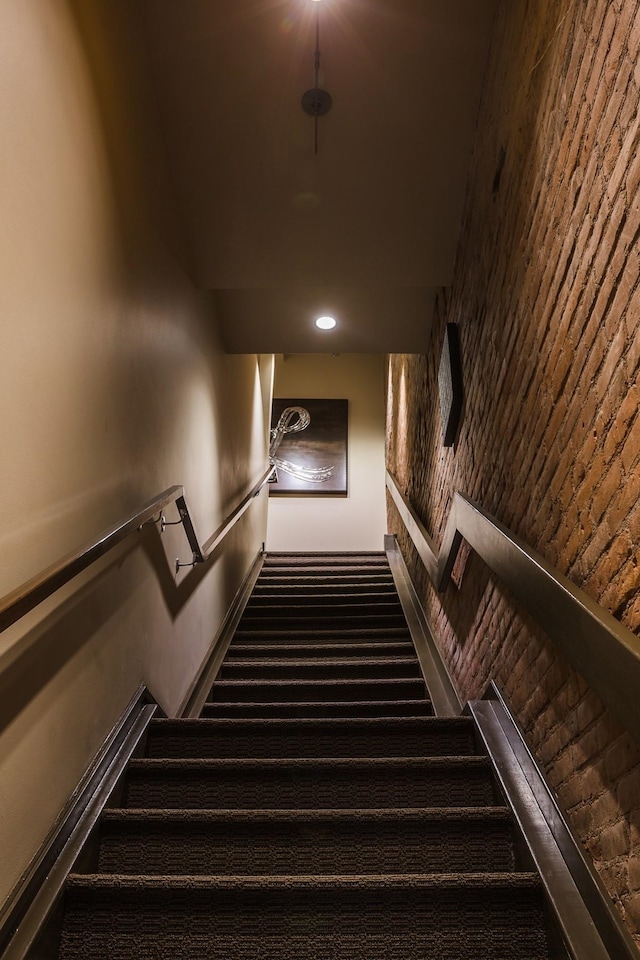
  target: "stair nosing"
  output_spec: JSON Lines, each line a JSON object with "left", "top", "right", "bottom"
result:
{"left": 149, "top": 716, "right": 470, "bottom": 728}
{"left": 204, "top": 699, "right": 432, "bottom": 708}
{"left": 128, "top": 756, "right": 491, "bottom": 769}
{"left": 212, "top": 678, "right": 424, "bottom": 685}
{"left": 221, "top": 657, "right": 420, "bottom": 666}
{"left": 101, "top": 805, "right": 512, "bottom": 822}
{"left": 65, "top": 872, "right": 543, "bottom": 890}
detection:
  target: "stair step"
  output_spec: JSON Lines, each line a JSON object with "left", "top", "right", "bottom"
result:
{"left": 59, "top": 874, "right": 550, "bottom": 960}
{"left": 238, "top": 615, "right": 408, "bottom": 632}
{"left": 207, "top": 678, "right": 427, "bottom": 703}
{"left": 256, "top": 574, "right": 395, "bottom": 587}
{"left": 245, "top": 597, "right": 403, "bottom": 611}
{"left": 232, "top": 627, "right": 411, "bottom": 643}
{"left": 241, "top": 602, "right": 403, "bottom": 614}
{"left": 219, "top": 656, "right": 422, "bottom": 681}
{"left": 258, "top": 569, "right": 393, "bottom": 581}
{"left": 97, "top": 806, "right": 516, "bottom": 875}
{"left": 123, "top": 757, "right": 497, "bottom": 809}
{"left": 145, "top": 717, "right": 477, "bottom": 759}
{"left": 226, "top": 641, "right": 416, "bottom": 658}
{"left": 51, "top": 548, "right": 554, "bottom": 960}
{"left": 264, "top": 554, "right": 388, "bottom": 566}
{"left": 252, "top": 585, "right": 398, "bottom": 598}
{"left": 200, "top": 699, "right": 435, "bottom": 719}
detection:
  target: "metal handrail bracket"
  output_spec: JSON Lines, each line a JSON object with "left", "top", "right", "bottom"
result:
{"left": 0, "top": 467, "right": 274, "bottom": 636}
{"left": 386, "top": 469, "right": 640, "bottom": 744}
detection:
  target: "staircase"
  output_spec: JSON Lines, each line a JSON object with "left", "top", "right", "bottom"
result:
{"left": 56, "top": 551, "right": 555, "bottom": 959}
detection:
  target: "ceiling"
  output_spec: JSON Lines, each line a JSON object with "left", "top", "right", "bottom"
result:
{"left": 143, "top": 0, "right": 497, "bottom": 353}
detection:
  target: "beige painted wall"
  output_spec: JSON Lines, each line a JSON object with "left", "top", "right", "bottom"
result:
{"left": 266, "top": 355, "right": 387, "bottom": 551}
{"left": 0, "top": 0, "right": 272, "bottom": 905}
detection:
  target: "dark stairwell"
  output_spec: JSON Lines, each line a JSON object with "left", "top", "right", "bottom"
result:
{"left": 54, "top": 551, "right": 558, "bottom": 959}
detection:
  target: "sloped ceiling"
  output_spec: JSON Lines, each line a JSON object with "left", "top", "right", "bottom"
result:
{"left": 143, "top": 0, "right": 497, "bottom": 352}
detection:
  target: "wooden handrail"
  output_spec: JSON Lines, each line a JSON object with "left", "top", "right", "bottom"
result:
{"left": 0, "top": 467, "right": 274, "bottom": 634}
{"left": 386, "top": 470, "right": 640, "bottom": 744}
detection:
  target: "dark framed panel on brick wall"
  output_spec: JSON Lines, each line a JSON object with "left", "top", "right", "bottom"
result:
{"left": 438, "top": 323, "right": 463, "bottom": 446}
{"left": 269, "top": 398, "right": 348, "bottom": 496}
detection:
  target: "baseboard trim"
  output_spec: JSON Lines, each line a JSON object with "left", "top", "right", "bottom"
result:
{"left": 178, "top": 548, "right": 265, "bottom": 718}
{"left": 384, "top": 534, "right": 461, "bottom": 717}
{"left": 470, "top": 684, "right": 638, "bottom": 960}
{"left": 0, "top": 686, "right": 157, "bottom": 960}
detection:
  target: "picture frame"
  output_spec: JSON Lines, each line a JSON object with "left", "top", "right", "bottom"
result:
{"left": 438, "top": 323, "right": 463, "bottom": 446}
{"left": 269, "top": 398, "right": 348, "bottom": 496}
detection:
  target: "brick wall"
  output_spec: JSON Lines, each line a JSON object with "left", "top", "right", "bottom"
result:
{"left": 386, "top": 0, "right": 640, "bottom": 939}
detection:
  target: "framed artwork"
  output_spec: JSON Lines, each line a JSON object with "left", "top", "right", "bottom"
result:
{"left": 269, "top": 398, "right": 348, "bottom": 496}
{"left": 438, "top": 323, "right": 463, "bottom": 446}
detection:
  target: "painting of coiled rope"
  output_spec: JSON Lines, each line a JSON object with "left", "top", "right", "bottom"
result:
{"left": 269, "top": 398, "right": 348, "bottom": 496}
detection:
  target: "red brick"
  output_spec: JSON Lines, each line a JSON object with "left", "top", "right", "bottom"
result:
{"left": 598, "top": 820, "right": 630, "bottom": 861}
{"left": 385, "top": 1, "right": 640, "bottom": 940}
{"left": 620, "top": 413, "right": 640, "bottom": 471}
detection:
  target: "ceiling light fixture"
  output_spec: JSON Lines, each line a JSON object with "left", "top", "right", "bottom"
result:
{"left": 315, "top": 315, "right": 337, "bottom": 330}
{"left": 301, "top": 2, "right": 332, "bottom": 153}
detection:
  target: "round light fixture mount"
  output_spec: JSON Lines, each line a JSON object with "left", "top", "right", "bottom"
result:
{"left": 302, "top": 88, "right": 333, "bottom": 117}
{"left": 315, "top": 315, "right": 337, "bottom": 330}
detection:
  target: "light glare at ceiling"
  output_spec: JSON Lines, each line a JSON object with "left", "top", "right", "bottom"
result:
{"left": 315, "top": 315, "right": 337, "bottom": 330}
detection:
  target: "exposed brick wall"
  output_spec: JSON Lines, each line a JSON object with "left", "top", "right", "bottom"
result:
{"left": 386, "top": 0, "right": 640, "bottom": 940}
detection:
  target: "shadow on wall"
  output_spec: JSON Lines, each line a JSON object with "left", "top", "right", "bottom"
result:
{"left": 0, "top": 519, "right": 250, "bottom": 735}
{"left": 66, "top": 0, "right": 195, "bottom": 279}
{"left": 0, "top": 542, "right": 139, "bottom": 735}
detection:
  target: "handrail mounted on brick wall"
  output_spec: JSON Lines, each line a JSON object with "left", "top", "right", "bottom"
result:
{"left": 386, "top": 469, "right": 640, "bottom": 744}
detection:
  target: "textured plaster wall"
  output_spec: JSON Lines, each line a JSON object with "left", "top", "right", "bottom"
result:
{"left": 386, "top": 0, "right": 640, "bottom": 939}
{"left": 267, "top": 354, "right": 387, "bottom": 552}
{"left": 0, "top": 0, "right": 272, "bottom": 905}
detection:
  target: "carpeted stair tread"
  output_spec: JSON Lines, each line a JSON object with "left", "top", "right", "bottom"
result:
{"left": 226, "top": 641, "right": 416, "bottom": 657}
{"left": 265, "top": 549, "right": 386, "bottom": 555}
{"left": 97, "top": 807, "right": 517, "bottom": 875}
{"left": 66, "top": 871, "right": 542, "bottom": 889}
{"left": 101, "top": 804, "right": 514, "bottom": 822}
{"left": 259, "top": 568, "right": 392, "bottom": 577}
{"left": 53, "top": 548, "right": 554, "bottom": 960}
{"left": 244, "top": 599, "right": 404, "bottom": 613}
{"left": 221, "top": 656, "right": 419, "bottom": 666}
{"left": 257, "top": 567, "right": 391, "bottom": 573}
{"left": 242, "top": 601, "right": 403, "bottom": 609}
{"left": 251, "top": 586, "right": 398, "bottom": 599}
{"left": 200, "top": 698, "right": 435, "bottom": 718}
{"left": 261, "top": 570, "right": 395, "bottom": 576}
{"left": 123, "top": 756, "right": 497, "bottom": 809}
{"left": 59, "top": 874, "right": 550, "bottom": 960}
{"left": 263, "top": 555, "right": 388, "bottom": 567}
{"left": 232, "top": 626, "right": 411, "bottom": 641}
{"left": 246, "top": 590, "right": 401, "bottom": 601}
{"left": 219, "top": 656, "right": 422, "bottom": 681}
{"left": 207, "top": 678, "right": 427, "bottom": 702}
{"left": 261, "top": 569, "right": 392, "bottom": 578}
{"left": 237, "top": 617, "right": 409, "bottom": 631}
{"left": 240, "top": 603, "right": 405, "bottom": 627}
{"left": 256, "top": 574, "right": 396, "bottom": 587}
{"left": 237, "top": 616, "right": 409, "bottom": 633}
{"left": 144, "top": 716, "right": 477, "bottom": 758}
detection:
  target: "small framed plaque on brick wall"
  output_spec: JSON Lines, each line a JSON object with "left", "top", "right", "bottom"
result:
{"left": 438, "top": 323, "right": 463, "bottom": 446}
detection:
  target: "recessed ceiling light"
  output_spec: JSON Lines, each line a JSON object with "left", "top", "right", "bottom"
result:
{"left": 315, "top": 315, "right": 337, "bottom": 330}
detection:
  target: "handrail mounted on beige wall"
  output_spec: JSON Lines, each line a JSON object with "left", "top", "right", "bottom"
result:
{"left": 0, "top": 467, "right": 274, "bottom": 634}
{"left": 386, "top": 470, "right": 640, "bottom": 745}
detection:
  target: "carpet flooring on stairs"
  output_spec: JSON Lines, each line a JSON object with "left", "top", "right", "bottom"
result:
{"left": 56, "top": 551, "right": 554, "bottom": 959}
